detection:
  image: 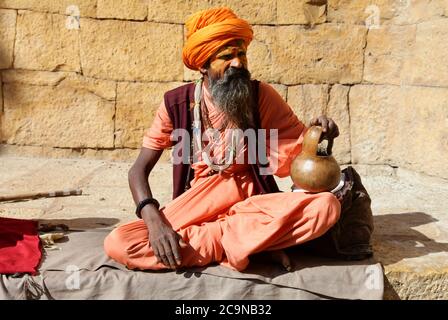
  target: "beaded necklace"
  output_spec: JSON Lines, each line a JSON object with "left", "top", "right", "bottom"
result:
{"left": 193, "top": 78, "right": 237, "bottom": 174}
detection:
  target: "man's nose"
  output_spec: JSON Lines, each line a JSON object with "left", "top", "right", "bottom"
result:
{"left": 230, "top": 57, "right": 243, "bottom": 68}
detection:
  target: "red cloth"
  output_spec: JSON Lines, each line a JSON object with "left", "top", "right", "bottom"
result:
{"left": 0, "top": 217, "right": 42, "bottom": 275}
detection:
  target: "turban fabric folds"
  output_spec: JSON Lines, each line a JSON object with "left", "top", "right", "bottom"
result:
{"left": 182, "top": 7, "right": 253, "bottom": 71}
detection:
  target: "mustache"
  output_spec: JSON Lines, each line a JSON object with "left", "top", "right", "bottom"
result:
{"left": 221, "top": 67, "right": 251, "bottom": 82}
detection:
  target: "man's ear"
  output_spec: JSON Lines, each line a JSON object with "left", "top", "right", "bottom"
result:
{"left": 199, "top": 61, "right": 210, "bottom": 75}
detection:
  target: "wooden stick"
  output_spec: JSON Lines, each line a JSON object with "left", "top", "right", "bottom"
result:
{"left": 0, "top": 189, "right": 83, "bottom": 202}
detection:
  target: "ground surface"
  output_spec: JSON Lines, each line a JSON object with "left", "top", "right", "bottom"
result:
{"left": 1, "top": 155, "right": 447, "bottom": 299}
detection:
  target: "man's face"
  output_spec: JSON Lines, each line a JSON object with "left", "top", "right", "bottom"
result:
{"left": 207, "top": 39, "right": 248, "bottom": 80}
{"left": 205, "top": 40, "right": 254, "bottom": 129}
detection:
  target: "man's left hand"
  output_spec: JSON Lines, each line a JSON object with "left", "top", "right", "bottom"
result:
{"left": 309, "top": 115, "right": 340, "bottom": 141}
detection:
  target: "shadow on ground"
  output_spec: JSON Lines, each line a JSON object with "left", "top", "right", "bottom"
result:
{"left": 372, "top": 212, "right": 448, "bottom": 266}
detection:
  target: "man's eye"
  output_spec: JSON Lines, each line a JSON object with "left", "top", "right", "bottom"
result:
{"left": 219, "top": 54, "right": 233, "bottom": 60}
{"left": 238, "top": 52, "right": 246, "bottom": 57}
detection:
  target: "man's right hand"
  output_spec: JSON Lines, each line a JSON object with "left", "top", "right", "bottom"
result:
{"left": 144, "top": 211, "right": 188, "bottom": 269}
{"left": 128, "top": 147, "right": 188, "bottom": 269}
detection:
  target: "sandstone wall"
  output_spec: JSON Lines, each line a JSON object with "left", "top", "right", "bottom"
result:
{"left": 0, "top": 1, "right": 447, "bottom": 179}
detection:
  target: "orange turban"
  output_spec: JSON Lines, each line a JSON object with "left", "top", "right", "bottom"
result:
{"left": 182, "top": 7, "right": 253, "bottom": 71}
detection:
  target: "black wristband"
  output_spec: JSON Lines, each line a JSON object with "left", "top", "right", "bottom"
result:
{"left": 135, "top": 197, "right": 160, "bottom": 219}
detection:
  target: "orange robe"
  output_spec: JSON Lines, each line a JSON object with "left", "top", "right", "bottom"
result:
{"left": 104, "top": 82, "right": 341, "bottom": 271}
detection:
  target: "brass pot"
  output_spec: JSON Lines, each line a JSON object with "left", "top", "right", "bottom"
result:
{"left": 290, "top": 126, "right": 341, "bottom": 193}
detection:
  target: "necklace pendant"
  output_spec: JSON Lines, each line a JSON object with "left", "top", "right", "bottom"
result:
{"left": 208, "top": 169, "right": 217, "bottom": 176}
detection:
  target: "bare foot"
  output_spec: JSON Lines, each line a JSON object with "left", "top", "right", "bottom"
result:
{"left": 270, "top": 249, "right": 292, "bottom": 272}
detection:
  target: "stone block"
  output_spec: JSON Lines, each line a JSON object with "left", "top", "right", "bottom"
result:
{"left": 0, "top": 9, "right": 16, "bottom": 69}
{"left": 269, "top": 83, "right": 287, "bottom": 101}
{"left": 80, "top": 18, "right": 183, "bottom": 81}
{"left": 2, "top": 70, "right": 116, "bottom": 100}
{"left": 148, "top": 0, "right": 213, "bottom": 23}
{"left": 14, "top": 11, "right": 81, "bottom": 72}
{"left": 277, "top": 0, "right": 326, "bottom": 25}
{"left": 401, "top": 19, "right": 448, "bottom": 87}
{"left": 0, "top": 0, "right": 97, "bottom": 17}
{"left": 97, "top": 0, "right": 148, "bottom": 20}
{"left": 148, "top": 0, "right": 275, "bottom": 24}
{"left": 2, "top": 69, "right": 68, "bottom": 86}
{"left": 327, "top": 84, "right": 350, "bottom": 164}
{"left": 387, "top": 0, "right": 447, "bottom": 25}
{"left": 328, "top": 0, "right": 397, "bottom": 25}
{"left": 287, "top": 84, "right": 328, "bottom": 125}
{"left": 365, "top": 20, "right": 448, "bottom": 87}
{"left": 350, "top": 85, "right": 448, "bottom": 179}
{"left": 2, "top": 71, "right": 116, "bottom": 148}
{"left": 328, "top": 0, "right": 447, "bottom": 26}
{"left": 115, "top": 81, "right": 183, "bottom": 148}
{"left": 364, "top": 24, "right": 417, "bottom": 85}
{"left": 246, "top": 26, "right": 275, "bottom": 83}
{"left": 249, "top": 24, "right": 366, "bottom": 85}
{"left": 225, "top": 0, "right": 276, "bottom": 24}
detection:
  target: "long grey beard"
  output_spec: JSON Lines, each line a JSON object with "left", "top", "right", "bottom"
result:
{"left": 209, "top": 68, "right": 254, "bottom": 130}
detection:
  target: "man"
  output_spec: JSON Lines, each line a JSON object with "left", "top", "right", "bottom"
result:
{"left": 104, "top": 7, "right": 340, "bottom": 271}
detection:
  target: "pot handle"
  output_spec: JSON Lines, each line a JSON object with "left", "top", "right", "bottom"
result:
{"left": 302, "top": 126, "right": 323, "bottom": 156}
{"left": 326, "top": 137, "right": 334, "bottom": 155}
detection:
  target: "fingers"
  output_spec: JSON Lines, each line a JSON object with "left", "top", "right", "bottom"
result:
{"left": 319, "top": 116, "right": 329, "bottom": 133}
{"left": 178, "top": 238, "right": 188, "bottom": 249}
{"left": 154, "top": 244, "right": 170, "bottom": 267}
{"left": 310, "top": 116, "right": 340, "bottom": 140}
{"left": 149, "top": 226, "right": 187, "bottom": 269}
{"left": 152, "top": 238, "right": 178, "bottom": 269}
{"left": 153, "top": 245, "right": 161, "bottom": 264}
{"left": 168, "top": 236, "right": 183, "bottom": 266}
{"left": 309, "top": 117, "right": 319, "bottom": 126}
{"left": 161, "top": 238, "right": 178, "bottom": 269}
{"left": 310, "top": 115, "right": 328, "bottom": 132}
{"left": 327, "top": 119, "right": 339, "bottom": 139}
